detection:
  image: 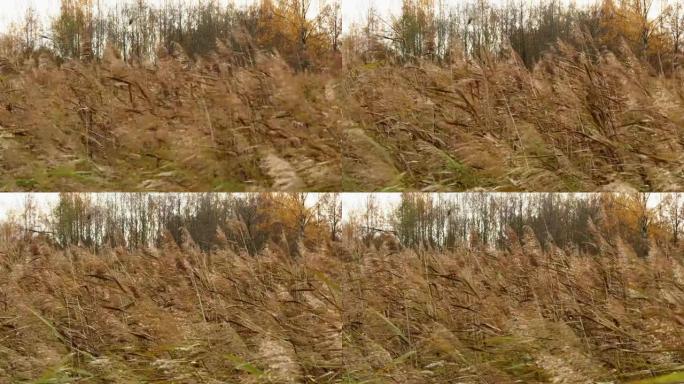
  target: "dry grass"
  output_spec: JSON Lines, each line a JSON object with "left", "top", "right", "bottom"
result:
{"left": 0, "top": 39, "right": 683, "bottom": 191}
{"left": 0, "top": 44, "right": 341, "bottom": 192}
{"left": 1, "top": 223, "right": 682, "bottom": 383}
{"left": 341, "top": 42, "right": 684, "bottom": 191}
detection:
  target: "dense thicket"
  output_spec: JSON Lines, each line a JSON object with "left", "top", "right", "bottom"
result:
{"left": 360, "top": 193, "right": 682, "bottom": 258}
{"left": 29, "top": 193, "right": 340, "bottom": 258}
{"left": 4, "top": 193, "right": 683, "bottom": 260}
{"left": 3, "top": 0, "right": 684, "bottom": 71}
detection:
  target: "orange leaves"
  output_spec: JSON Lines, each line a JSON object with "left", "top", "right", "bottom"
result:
{"left": 596, "top": 193, "right": 675, "bottom": 256}
{"left": 598, "top": 0, "right": 671, "bottom": 59}
{"left": 252, "top": 193, "right": 329, "bottom": 254}
{"left": 255, "top": 0, "right": 339, "bottom": 70}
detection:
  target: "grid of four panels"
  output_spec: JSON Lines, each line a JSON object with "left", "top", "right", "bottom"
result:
{"left": 1, "top": 0, "right": 683, "bottom": 383}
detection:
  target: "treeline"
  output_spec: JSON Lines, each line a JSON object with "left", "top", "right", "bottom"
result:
{"left": 369, "top": 0, "right": 684, "bottom": 68}
{"left": 20, "top": 193, "right": 341, "bottom": 258}
{"left": 381, "top": 193, "right": 677, "bottom": 258}
{"left": 2, "top": 0, "right": 684, "bottom": 71}
{"left": 5, "top": 193, "right": 683, "bottom": 258}
{"left": 4, "top": 0, "right": 345, "bottom": 70}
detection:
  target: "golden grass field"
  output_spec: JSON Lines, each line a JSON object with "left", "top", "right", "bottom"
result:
{"left": 1, "top": 39, "right": 683, "bottom": 192}
{"left": 1, "top": 222, "right": 682, "bottom": 383}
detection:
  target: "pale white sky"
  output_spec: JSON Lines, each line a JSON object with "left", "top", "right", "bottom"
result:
{"left": 0, "top": 193, "right": 57, "bottom": 221}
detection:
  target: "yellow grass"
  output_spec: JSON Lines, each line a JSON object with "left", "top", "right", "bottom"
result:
{"left": 1, "top": 223, "right": 682, "bottom": 383}
{"left": 1, "top": 39, "right": 683, "bottom": 191}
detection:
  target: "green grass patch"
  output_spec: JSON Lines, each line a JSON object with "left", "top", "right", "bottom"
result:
{"left": 16, "top": 178, "right": 38, "bottom": 190}
{"left": 629, "top": 372, "right": 684, "bottom": 384}
{"left": 445, "top": 157, "right": 497, "bottom": 190}
{"left": 560, "top": 174, "right": 583, "bottom": 191}
{"left": 480, "top": 335, "right": 551, "bottom": 383}
{"left": 29, "top": 366, "right": 95, "bottom": 384}
{"left": 212, "top": 179, "right": 247, "bottom": 192}
{"left": 380, "top": 173, "right": 407, "bottom": 192}
{"left": 48, "top": 166, "right": 91, "bottom": 181}
{"left": 26, "top": 354, "right": 95, "bottom": 384}
{"left": 225, "top": 354, "right": 264, "bottom": 377}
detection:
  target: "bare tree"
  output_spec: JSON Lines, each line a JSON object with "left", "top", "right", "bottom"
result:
{"left": 665, "top": 1, "right": 684, "bottom": 54}
{"left": 659, "top": 193, "right": 683, "bottom": 245}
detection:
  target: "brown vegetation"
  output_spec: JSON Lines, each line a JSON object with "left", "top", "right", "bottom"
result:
{"left": 341, "top": 40, "right": 684, "bottom": 191}
{"left": 1, "top": 37, "right": 684, "bottom": 191}
{"left": 0, "top": 215, "right": 682, "bottom": 383}
{"left": 0, "top": 44, "right": 342, "bottom": 191}
{"left": 1, "top": 0, "right": 684, "bottom": 191}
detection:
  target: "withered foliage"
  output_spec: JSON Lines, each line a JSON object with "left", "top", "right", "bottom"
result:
{"left": 1, "top": 221, "right": 682, "bottom": 383}
{"left": 1, "top": 37, "right": 684, "bottom": 191}
{"left": 0, "top": 43, "right": 341, "bottom": 192}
